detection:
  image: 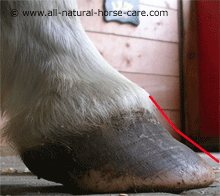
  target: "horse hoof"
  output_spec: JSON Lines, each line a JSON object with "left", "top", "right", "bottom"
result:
{"left": 21, "top": 112, "right": 215, "bottom": 193}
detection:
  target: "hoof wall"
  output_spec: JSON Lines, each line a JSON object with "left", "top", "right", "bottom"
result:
{"left": 21, "top": 113, "right": 215, "bottom": 193}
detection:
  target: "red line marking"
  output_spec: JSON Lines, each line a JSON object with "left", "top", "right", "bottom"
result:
{"left": 149, "top": 95, "right": 219, "bottom": 163}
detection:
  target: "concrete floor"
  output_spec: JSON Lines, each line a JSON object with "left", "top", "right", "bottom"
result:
{"left": 0, "top": 152, "right": 219, "bottom": 196}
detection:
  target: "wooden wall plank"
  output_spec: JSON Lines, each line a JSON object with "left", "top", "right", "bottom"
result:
{"left": 87, "top": 32, "right": 179, "bottom": 76}
{"left": 121, "top": 72, "right": 180, "bottom": 110}
{"left": 140, "top": 0, "right": 178, "bottom": 10}
{"left": 78, "top": 1, "right": 178, "bottom": 42}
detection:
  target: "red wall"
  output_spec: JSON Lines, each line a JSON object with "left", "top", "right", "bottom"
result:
{"left": 197, "top": 1, "right": 219, "bottom": 137}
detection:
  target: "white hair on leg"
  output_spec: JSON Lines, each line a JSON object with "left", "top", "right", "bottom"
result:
{"left": 1, "top": 0, "right": 154, "bottom": 154}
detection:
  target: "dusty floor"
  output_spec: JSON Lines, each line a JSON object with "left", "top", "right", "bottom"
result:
{"left": 0, "top": 149, "right": 219, "bottom": 196}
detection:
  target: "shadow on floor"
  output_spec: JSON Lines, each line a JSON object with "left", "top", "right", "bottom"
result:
{"left": 1, "top": 185, "right": 75, "bottom": 195}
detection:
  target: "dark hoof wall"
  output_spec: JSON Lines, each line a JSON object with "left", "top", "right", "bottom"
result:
{"left": 22, "top": 113, "right": 215, "bottom": 193}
